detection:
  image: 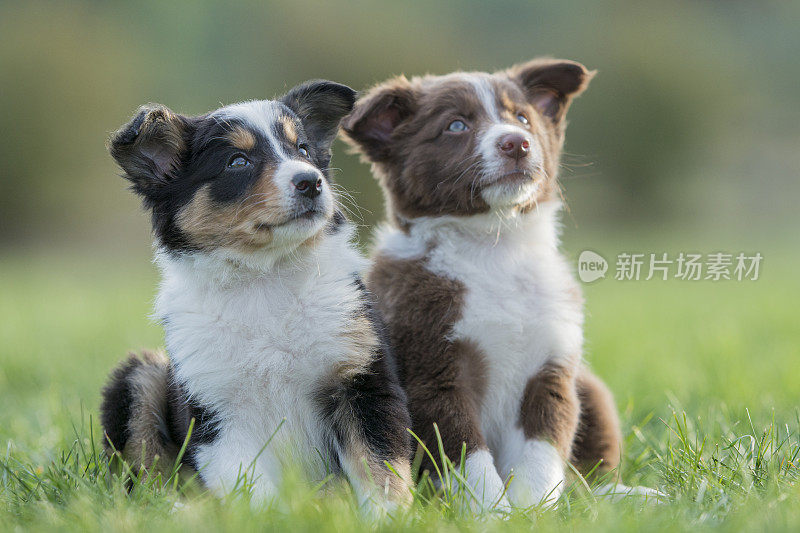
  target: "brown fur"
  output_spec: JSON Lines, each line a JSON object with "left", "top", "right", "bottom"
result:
{"left": 352, "top": 60, "right": 623, "bottom": 484}
{"left": 225, "top": 126, "right": 256, "bottom": 151}
{"left": 342, "top": 60, "right": 594, "bottom": 226}
{"left": 175, "top": 173, "right": 285, "bottom": 252}
{"left": 280, "top": 116, "right": 298, "bottom": 145}
{"left": 519, "top": 361, "right": 580, "bottom": 459}
{"left": 571, "top": 366, "right": 622, "bottom": 477}
{"left": 367, "top": 254, "right": 488, "bottom": 472}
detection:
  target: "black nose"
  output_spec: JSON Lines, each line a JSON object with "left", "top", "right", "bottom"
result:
{"left": 292, "top": 172, "right": 323, "bottom": 199}
{"left": 498, "top": 133, "right": 531, "bottom": 160}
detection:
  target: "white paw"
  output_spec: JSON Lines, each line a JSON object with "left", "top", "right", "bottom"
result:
{"left": 458, "top": 449, "right": 511, "bottom": 514}
{"left": 506, "top": 440, "right": 564, "bottom": 508}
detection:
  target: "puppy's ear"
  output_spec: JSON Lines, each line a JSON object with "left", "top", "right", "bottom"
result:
{"left": 281, "top": 80, "right": 357, "bottom": 151}
{"left": 511, "top": 59, "right": 595, "bottom": 123}
{"left": 108, "top": 104, "right": 192, "bottom": 197}
{"left": 341, "top": 76, "right": 416, "bottom": 162}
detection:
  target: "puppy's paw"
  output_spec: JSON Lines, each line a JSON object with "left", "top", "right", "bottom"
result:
{"left": 450, "top": 449, "right": 511, "bottom": 516}
{"left": 506, "top": 440, "right": 564, "bottom": 509}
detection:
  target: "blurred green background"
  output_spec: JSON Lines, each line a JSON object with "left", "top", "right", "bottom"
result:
{"left": 1, "top": 0, "right": 799, "bottom": 425}
{"left": 1, "top": 0, "right": 798, "bottom": 254}
{"left": 1, "top": 2, "right": 799, "bottom": 528}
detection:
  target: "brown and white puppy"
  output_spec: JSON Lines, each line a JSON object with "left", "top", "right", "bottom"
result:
{"left": 100, "top": 81, "right": 412, "bottom": 512}
{"left": 342, "top": 59, "right": 625, "bottom": 509}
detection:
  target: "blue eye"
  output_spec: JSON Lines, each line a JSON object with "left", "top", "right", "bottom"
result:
{"left": 447, "top": 120, "right": 468, "bottom": 133}
{"left": 228, "top": 155, "right": 251, "bottom": 168}
{"left": 298, "top": 143, "right": 310, "bottom": 158}
{"left": 516, "top": 113, "right": 529, "bottom": 125}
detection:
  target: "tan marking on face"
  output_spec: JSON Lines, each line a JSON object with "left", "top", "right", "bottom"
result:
{"left": 226, "top": 126, "right": 256, "bottom": 151}
{"left": 176, "top": 172, "right": 287, "bottom": 251}
{"left": 281, "top": 117, "right": 298, "bottom": 145}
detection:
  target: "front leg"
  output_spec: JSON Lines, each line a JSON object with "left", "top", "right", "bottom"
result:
{"left": 506, "top": 360, "right": 580, "bottom": 507}
{"left": 193, "top": 439, "right": 279, "bottom": 504}
{"left": 409, "top": 340, "right": 511, "bottom": 513}
{"left": 322, "top": 356, "right": 413, "bottom": 513}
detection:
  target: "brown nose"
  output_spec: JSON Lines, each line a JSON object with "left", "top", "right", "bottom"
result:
{"left": 498, "top": 133, "right": 531, "bottom": 159}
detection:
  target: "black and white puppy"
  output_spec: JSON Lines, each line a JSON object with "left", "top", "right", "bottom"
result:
{"left": 100, "top": 81, "right": 412, "bottom": 510}
{"left": 343, "top": 60, "right": 652, "bottom": 510}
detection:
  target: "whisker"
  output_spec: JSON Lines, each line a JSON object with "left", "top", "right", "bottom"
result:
{"left": 435, "top": 156, "right": 480, "bottom": 191}
{"left": 331, "top": 191, "right": 369, "bottom": 222}
{"left": 438, "top": 157, "right": 483, "bottom": 206}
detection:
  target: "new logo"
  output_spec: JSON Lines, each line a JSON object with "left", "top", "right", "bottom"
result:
{"left": 578, "top": 250, "right": 608, "bottom": 283}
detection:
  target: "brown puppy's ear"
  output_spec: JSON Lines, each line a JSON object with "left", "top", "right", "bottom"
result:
{"left": 281, "top": 80, "right": 357, "bottom": 152}
{"left": 511, "top": 59, "right": 595, "bottom": 123}
{"left": 108, "top": 104, "right": 192, "bottom": 197}
{"left": 341, "top": 76, "right": 416, "bottom": 162}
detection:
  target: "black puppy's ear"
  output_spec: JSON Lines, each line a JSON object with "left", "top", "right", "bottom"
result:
{"left": 108, "top": 104, "right": 192, "bottom": 196}
{"left": 341, "top": 76, "right": 416, "bottom": 162}
{"left": 511, "top": 58, "right": 595, "bottom": 123}
{"left": 281, "top": 80, "right": 357, "bottom": 151}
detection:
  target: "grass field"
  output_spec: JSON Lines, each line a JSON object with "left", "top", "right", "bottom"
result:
{"left": 1, "top": 239, "right": 798, "bottom": 531}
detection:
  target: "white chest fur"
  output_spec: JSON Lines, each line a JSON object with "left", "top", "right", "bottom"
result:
{"left": 376, "top": 202, "right": 584, "bottom": 453}
{"left": 153, "top": 231, "right": 368, "bottom": 490}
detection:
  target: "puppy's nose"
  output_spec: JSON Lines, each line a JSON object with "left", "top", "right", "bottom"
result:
{"left": 292, "top": 172, "right": 323, "bottom": 199}
{"left": 498, "top": 133, "right": 531, "bottom": 160}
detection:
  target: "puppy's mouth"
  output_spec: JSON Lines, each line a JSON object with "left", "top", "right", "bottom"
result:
{"left": 495, "top": 169, "right": 534, "bottom": 184}
{"left": 481, "top": 168, "right": 538, "bottom": 188}
{"left": 254, "top": 208, "right": 326, "bottom": 232}
{"left": 289, "top": 207, "right": 324, "bottom": 222}
{"left": 478, "top": 165, "right": 543, "bottom": 207}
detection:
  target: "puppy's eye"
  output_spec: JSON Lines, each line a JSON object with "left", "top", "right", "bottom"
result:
{"left": 228, "top": 155, "right": 251, "bottom": 168}
{"left": 297, "top": 143, "right": 310, "bottom": 158}
{"left": 516, "top": 113, "right": 529, "bottom": 125}
{"left": 446, "top": 120, "right": 468, "bottom": 133}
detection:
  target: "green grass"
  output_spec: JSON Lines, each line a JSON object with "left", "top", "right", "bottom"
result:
{"left": 1, "top": 247, "right": 798, "bottom": 531}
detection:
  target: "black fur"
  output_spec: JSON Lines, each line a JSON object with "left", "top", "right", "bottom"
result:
{"left": 100, "top": 83, "right": 412, "bottom": 497}
{"left": 326, "top": 210, "right": 347, "bottom": 234}
{"left": 334, "top": 352, "right": 412, "bottom": 462}
{"left": 100, "top": 353, "right": 221, "bottom": 472}
{"left": 164, "top": 366, "right": 221, "bottom": 471}
{"left": 108, "top": 81, "right": 356, "bottom": 255}
{"left": 280, "top": 80, "right": 357, "bottom": 152}
{"left": 100, "top": 354, "right": 142, "bottom": 452}
{"left": 319, "top": 278, "right": 412, "bottom": 468}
